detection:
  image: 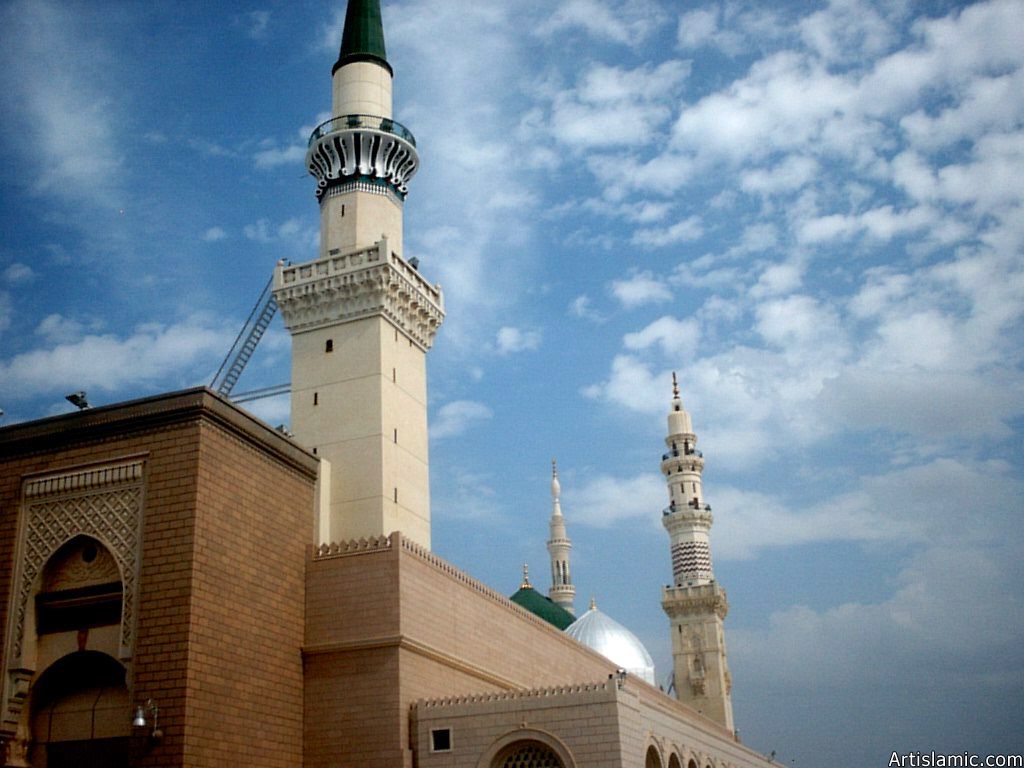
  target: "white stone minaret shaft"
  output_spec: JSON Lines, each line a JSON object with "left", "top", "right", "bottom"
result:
{"left": 273, "top": 0, "right": 443, "bottom": 549}
{"left": 661, "top": 373, "right": 734, "bottom": 732}
{"left": 546, "top": 459, "right": 575, "bottom": 615}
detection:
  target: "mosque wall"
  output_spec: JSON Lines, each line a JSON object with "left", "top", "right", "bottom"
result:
{"left": 0, "top": 389, "right": 318, "bottom": 768}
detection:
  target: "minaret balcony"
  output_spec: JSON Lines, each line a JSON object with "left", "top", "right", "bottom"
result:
{"left": 306, "top": 114, "right": 419, "bottom": 199}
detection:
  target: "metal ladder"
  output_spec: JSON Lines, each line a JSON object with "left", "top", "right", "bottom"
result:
{"left": 210, "top": 276, "right": 279, "bottom": 397}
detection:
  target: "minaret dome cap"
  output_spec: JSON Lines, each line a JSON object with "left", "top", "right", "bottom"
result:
{"left": 333, "top": 0, "right": 393, "bottom": 76}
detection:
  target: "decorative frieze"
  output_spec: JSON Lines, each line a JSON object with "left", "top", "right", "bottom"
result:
{"left": 661, "top": 583, "right": 729, "bottom": 621}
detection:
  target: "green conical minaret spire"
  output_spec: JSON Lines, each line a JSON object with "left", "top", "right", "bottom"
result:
{"left": 333, "top": 0, "right": 392, "bottom": 75}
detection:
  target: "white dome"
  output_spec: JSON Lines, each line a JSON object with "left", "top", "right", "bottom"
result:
{"left": 564, "top": 602, "right": 656, "bottom": 685}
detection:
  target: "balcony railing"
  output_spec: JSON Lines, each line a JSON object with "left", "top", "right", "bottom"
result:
{"left": 662, "top": 502, "right": 712, "bottom": 516}
{"left": 308, "top": 114, "right": 417, "bottom": 147}
{"left": 661, "top": 449, "right": 703, "bottom": 461}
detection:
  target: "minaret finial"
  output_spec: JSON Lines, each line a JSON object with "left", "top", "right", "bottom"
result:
{"left": 521, "top": 563, "right": 530, "bottom": 589}
{"left": 672, "top": 371, "right": 679, "bottom": 398}
{"left": 334, "top": 0, "right": 392, "bottom": 75}
{"left": 589, "top": 597, "right": 597, "bottom": 610}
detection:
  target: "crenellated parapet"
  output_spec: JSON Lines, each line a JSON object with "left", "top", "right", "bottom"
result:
{"left": 306, "top": 114, "right": 419, "bottom": 199}
{"left": 273, "top": 238, "right": 444, "bottom": 350}
{"left": 416, "top": 680, "right": 619, "bottom": 710}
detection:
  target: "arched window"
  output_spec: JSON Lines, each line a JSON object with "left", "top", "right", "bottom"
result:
{"left": 645, "top": 745, "right": 663, "bottom": 768}
{"left": 669, "top": 754, "right": 683, "bottom": 768}
{"left": 688, "top": 760, "right": 699, "bottom": 768}
{"left": 493, "top": 740, "right": 565, "bottom": 768}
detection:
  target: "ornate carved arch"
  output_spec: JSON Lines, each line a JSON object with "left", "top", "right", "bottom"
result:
{"left": 476, "top": 728, "right": 576, "bottom": 768}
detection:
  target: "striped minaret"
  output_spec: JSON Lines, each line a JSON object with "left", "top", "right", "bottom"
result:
{"left": 661, "top": 373, "right": 734, "bottom": 732}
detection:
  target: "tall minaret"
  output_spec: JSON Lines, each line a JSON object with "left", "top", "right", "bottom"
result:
{"left": 273, "top": 0, "right": 444, "bottom": 549}
{"left": 660, "top": 374, "right": 734, "bottom": 732}
{"left": 546, "top": 459, "right": 575, "bottom": 615}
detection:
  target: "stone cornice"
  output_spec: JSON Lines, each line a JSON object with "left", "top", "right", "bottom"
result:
{"left": 662, "top": 583, "right": 729, "bottom": 620}
{"left": 273, "top": 240, "right": 444, "bottom": 350}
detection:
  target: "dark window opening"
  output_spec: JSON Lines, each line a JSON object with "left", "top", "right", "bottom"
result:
{"left": 36, "top": 583, "right": 123, "bottom": 634}
{"left": 325, "top": 339, "right": 333, "bottom": 353}
{"left": 394, "top": 487, "right": 398, "bottom": 503}
{"left": 313, "top": 392, "right": 318, "bottom": 406}
{"left": 430, "top": 729, "right": 451, "bottom": 752}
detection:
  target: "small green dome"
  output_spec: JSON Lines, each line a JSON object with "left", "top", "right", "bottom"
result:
{"left": 510, "top": 584, "right": 575, "bottom": 631}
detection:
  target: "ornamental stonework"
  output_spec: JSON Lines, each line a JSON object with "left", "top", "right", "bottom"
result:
{"left": 7, "top": 458, "right": 145, "bottom": 662}
{"left": 274, "top": 239, "right": 445, "bottom": 350}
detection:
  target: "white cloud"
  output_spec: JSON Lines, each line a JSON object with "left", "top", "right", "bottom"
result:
{"left": 3, "top": 263, "right": 34, "bottom": 283}
{"left": 546, "top": 61, "right": 689, "bottom": 150}
{"left": 582, "top": 354, "right": 665, "bottom": 415}
{"left": 631, "top": 216, "right": 703, "bottom": 248}
{"left": 536, "top": 0, "right": 666, "bottom": 46}
{"left": 244, "top": 217, "right": 318, "bottom": 253}
{"left": 0, "top": 0, "right": 124, "bottom": 206}
{"left": 203, "top": 226, "right": 228, "bottom": 242}
{"left": 568, "top": 295, "right": 604, "bottom": 323}
{"left": 35, "top": 314, "right": 86, "bottom": 345}
{"left": 565, "top": 473, "right": 666, "bottom": 528}
{"left": 431, "top": 400, "right": 493, "bottom": 440}
{"left": 495, "top": 326, "right": 541, "bottom": 354}
{"left": 254, "top": 144, "right": 305, "bottom": 169}
{"left": 623, "top": 316, "right": 700, "bottom": 359}
{"left": 0, "top": 316, "right": 230, "bottom": 397}
{"left": 243, "top": 10, "right": 270, "bottom": 40}
{"left": 610, "top": 271, "right": 673, "bottom": 309}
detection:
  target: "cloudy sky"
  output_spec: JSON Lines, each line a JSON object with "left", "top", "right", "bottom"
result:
{"left": 2, "top": 0, "right": 1023, "bottom": 763}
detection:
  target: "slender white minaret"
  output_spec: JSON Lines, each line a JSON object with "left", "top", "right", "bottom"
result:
{"left": 273, "top": 0, "right": 444, "bottom": 549}
{"left": 661, "top": 373, "right": 734, "bottom": 732}
{"left": 547, "top": 459, "right": 575, "bottom": 615}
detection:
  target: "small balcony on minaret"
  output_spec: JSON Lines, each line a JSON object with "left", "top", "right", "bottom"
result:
{"left": 306, "top": 114, "right": 419, "bottom": 201}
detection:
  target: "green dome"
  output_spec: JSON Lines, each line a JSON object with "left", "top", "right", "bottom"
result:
{"left": 510, "top": 584, "right": 575, "bottom": 630}
{"left": 333, "top": 0, "right": 392, "bottom": 76}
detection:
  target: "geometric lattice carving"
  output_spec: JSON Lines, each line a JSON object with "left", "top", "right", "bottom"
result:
{"left": 9, "top": 459, "right": 144, "bottom": 661}
{"left": 498, "top": 742, "right": 565, "bottom": 768}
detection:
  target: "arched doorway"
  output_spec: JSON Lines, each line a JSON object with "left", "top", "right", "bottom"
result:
{"left": 493, "top": 740, "right": 566, "bottom": 768}
{"left": 30, "top": 651, "right": 129, "bottom": 767}
{"left": 25, "top": 536, "right": 129, "bottom": 767}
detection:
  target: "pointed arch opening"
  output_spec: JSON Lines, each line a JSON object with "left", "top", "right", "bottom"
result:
{"left": 492, "top": 740, "right": 565, "bottom": 768}
{"left": 646, "top": 745, "right": 664, "bottom": 768}
{"left": 30, "top": 650, "right": 130, "bottom": 767}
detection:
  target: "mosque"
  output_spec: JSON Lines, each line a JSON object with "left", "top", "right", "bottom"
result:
{"left": 0, "top": 1, "right": 768, "bottom": 766}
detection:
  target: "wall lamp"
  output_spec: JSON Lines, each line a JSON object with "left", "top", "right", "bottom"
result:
{"left": 132, "top": 699, "right": 163, "bottom": 743}
{"left": 65, "top": 391, "right": 90, "bottom": 410}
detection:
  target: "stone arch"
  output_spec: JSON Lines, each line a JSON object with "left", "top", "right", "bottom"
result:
{"left": 476, "top": 728, "right": 576, "bottom": 768}
{"left": 668, "top": 752, "right": 683, "bottom": 768}
{"left": 645, "top": 744, "right": 664, "bottom": 768}
{"left": 688, "top": 759, "right": 700, "bottom": 768}
{"left": 29, "top": 650, "right": 130, "bottom": 767}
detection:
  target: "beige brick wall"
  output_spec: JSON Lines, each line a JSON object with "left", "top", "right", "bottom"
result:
{"left": 0, "top": 389, "right": 318, "bottom": 768}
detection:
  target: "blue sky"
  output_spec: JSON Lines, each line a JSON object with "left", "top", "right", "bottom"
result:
{"left": 2, "top": 0, "right": 1023, "bottom": 764}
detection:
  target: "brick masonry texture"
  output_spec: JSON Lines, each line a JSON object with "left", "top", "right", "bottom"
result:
{"left": 0, "top": 389, "right": 318, "bottom": 768}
